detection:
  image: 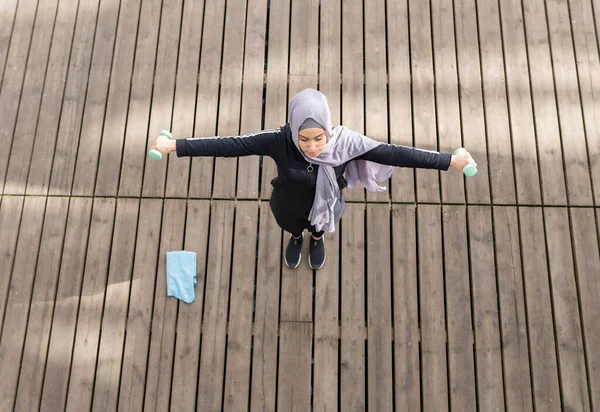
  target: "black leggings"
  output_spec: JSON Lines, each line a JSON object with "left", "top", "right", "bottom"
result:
{"left": 293, "top": 229, "right": 324, "bottom": 238}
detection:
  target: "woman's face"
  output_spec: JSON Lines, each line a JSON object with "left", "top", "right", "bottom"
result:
{"left": 298, "top": 127, "right": 327, "bottom": 158}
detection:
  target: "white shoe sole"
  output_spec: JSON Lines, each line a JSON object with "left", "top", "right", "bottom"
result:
{"left": 284, "top": 253, "right": 301, "bottom": 269}
{"left": 309, "top": 253, "right": 326, "bottom": 270}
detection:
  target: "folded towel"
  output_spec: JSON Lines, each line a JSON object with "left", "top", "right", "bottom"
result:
{"left": 166, "top": 251, "right": 197, "bottom": 303}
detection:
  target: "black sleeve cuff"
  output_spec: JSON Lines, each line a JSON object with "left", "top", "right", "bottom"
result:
{"left": 176, "top": 139, "right": 188, "bottom": 157}
{"left": 439, "top": 152, "right": 452, "bottom": 170}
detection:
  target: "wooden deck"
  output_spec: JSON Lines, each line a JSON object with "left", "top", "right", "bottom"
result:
{"left": 1, "top": 0, "right": 599, "bottom": 410}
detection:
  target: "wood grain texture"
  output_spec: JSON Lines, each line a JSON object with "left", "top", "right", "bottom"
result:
{"left": 118, "top": 0, "right": 162, "bottom": 197}
{"left": 15, "top": 197, "right": 70, "bottom": 411}
{"left": 418, "top": 204, "right": 448, "bottom": 411}
{"left": 340, "top": 203, "right": 366, "bottom": 411}
{"left": 518, "top": 207, "right": 561, "bottom": 411}
{"left": 0, "top": 0, "right": 40, "bottom": 195}
{"left": 391, "top": 205, "right": 420, "bottom": 411}
{"left": 250, "top": 202, "right": 282, "bottom": 412}
{"left": 39, "top": 198, "right": 93, "bottom": 412}
{"left": 454, "top": 0, "right": 491, "bottom": 203}
{"left": 0, "top": 197, "right": 58, "bottom": 411}
{"left": 443, "top": 205, "right": 477, "bottom": 411}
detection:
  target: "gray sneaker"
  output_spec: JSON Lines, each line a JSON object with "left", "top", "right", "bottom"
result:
{"left": 309, "top": 236, "right": 326, "bottom": 270}
{"left": 284, "top": 233, "right": 303, "bottom": 268}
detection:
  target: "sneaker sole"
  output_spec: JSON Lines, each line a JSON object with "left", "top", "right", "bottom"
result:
{"left": 309, "top": 253, "right": 326, "bottom": 270}
{"left": 284, "top": 253, "right": 301, "bottom": 269}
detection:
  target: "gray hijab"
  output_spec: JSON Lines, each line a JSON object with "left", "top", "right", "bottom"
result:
{"left": 288, "top": 88, "right": 394, "bottom": 232}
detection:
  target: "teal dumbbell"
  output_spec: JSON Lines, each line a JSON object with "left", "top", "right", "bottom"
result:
{"left": 148, "top": 130, "right": 173, "bottom": 160}
{"left": 454, "top": 148, "right": 478, "bottom": 177}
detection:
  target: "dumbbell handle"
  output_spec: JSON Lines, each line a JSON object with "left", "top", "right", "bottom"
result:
{"left": 148, "top": 130, "right": 174, "bottom": 160}
{"left": 453, "top": 148, "right": 478, "bottom": 177}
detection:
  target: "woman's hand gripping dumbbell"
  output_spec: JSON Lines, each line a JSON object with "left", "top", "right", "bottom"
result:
{"left": 451, "top": 148, "right": 478, "bottom": 177}
{"left": 148, "top": 130, "right": 175, "bottom": 160}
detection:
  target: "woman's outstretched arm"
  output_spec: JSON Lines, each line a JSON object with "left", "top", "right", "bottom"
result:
{"left": 358, "top": 143, "right": 476, "bottom": 172}
{"left": 150, "top": 128, "right": 282, "bottom": 158}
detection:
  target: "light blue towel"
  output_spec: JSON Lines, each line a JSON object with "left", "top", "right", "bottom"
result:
{"left": 166, "top": 251, "right": 197, "bottom": 304}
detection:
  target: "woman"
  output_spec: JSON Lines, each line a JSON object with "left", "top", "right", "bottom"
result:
{"left": 150, "top": 88, "right": 476, "bottom": 270}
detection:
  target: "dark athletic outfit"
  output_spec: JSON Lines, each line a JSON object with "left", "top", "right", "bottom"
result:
{"left": 176, "top": 123, "right": 452, "bottom": 235}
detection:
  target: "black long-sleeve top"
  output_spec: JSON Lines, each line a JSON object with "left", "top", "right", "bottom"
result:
{"left": 177, "top": 123, "right": 451, "bottom": 215}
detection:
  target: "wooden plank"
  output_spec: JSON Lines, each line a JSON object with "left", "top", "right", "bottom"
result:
{"left": 477, "top": 0, "right": 516, "bottom": 203}
{"left": 196, "top": 200, "right": 235, "bottom": 411}
{"left": 38, "top": 197, "right": 93, "bottom": 412}
{"left": 143, "top": 199, "right": 186, "bottom": 412}
{"left": 497, "top": 0, "right": 541, "bottom": 204}
{"left": 0, "top": 0, "right": 20, "bottom": 84}
{"left": 48, "top": 0, "right": 100, "bottom": 195}
{"left": 468, "top": 206, "right": 505, "bottom": 411}
{"left": 341, "top": 0, "right": 365, "bottom": 202}
{"left": 391, "top": 205, "right": 420, "bottom": 410}
{"left": 259, "top": 0, "right": 290, "bottom": 200}
{"left": 340, "top": 203, "right": 366, "bottom": 410}
{"left": 277, "top": 322, "right": 313, "bottom": 412}
{"left": 169, "top": 200, "right": 211, "bottom": 412}
{"left": 288, "top": 0, "right": 318, "bottom": 98}
{"left": 545, "top": 0, "right": 594, "bottom": 205}
{"left": 250, "top": 202, "right": 282, "bottom": 412}
{"left": 212, "top": 0, "right": 248, "bottom": 199}
{"left": 279, "top": 230, "right": 312, "bottom": 322}
{"left": 91, "top": 199, "right": 140, "bottom": 411}
{"left": 366, "top": 204, "right": 393, "bottom": 410}
{"left": 442, "top": 205, "right": 477, "bottom": 411}
{"left": 94, "top": 0, "right": 142, "bottom": 196}
{"left": 518, "top": 207, "right": 561, "bottom": 411}
{"left": 62, "top": 198, "right": 115, "bottom": 411}
{"left": 164, "top": 0, "right": 205, "bottom": 197}
{"left": 222, "top": 201, "right": 259, "bottom": 411}
{"left": 319, "top": 0, "right": 341, "bottom": 125}
{"left": 118, "top": 0, "right": 162, "bottom": 196}
{"left": 520, "top": 0, "right": 567, "bottom": 205}
{"left": 432, "top": 0, "right": 465, "bottom": 204}
{"left": 595, "top": 1, "right": 600, "bottom": 54}
{"left": 24, "top": 0, "right": 79, "bottom": 195}
{"left": 67, "top": 0, "right": 120, "bottom": 196}
{"left": 0, "top": 0, "right": 38, "bottom": 195}
{"left": 411, "top": 0, "right": 440, "bottom": 203}
{"left": 453, "top": 0, "right": 491, "bottom": 204}
{"left": 116, "top": 199, "right": 162, "bottom": 412}
{"left": 571, "top": 208, "right": 600, "bottom": 409}
{"left": 569, "top": 0, "right": 600, "bottom": 205}
{"left": 365, "top": 0, "right": 389, "bottom": 203}
{"left": 188, "top": 0, "right": 226, "bottom": 198}
{"left": 418, "top": 204, "right": 448, "bottom": 411}
{"left": 141, "top": 0, "right": 183, "bottom": 198}
{"left": 22, "top": 0, "right": 77, "bottom": 191}
{"left": 493, "top": 206, "right": 533, "bottom": 411}
{"left": 236, "top": 0, "right": 268, "bottom": 199}
{"left": 313, "top": 8, "right": 342, "bottom": 391}
{"left": 0, "top": 196, "right": 46, "bottom": 411}
{"left": 544, "top": 208, "right": 591, "bottom": 411}
{"left": 313, "top": 227, "right": 339, "bottom": 412}
{"left": 14, "top": 197, "right": 69, "bottom": 411}
{"left": 0, "top": 196, "right": 24, "bottom": 331}
{"left": 387, "top": 0, "right": 415, "bottom": 203}
{"left": 5, "top": 0, "right": 60, "bottom": 193}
